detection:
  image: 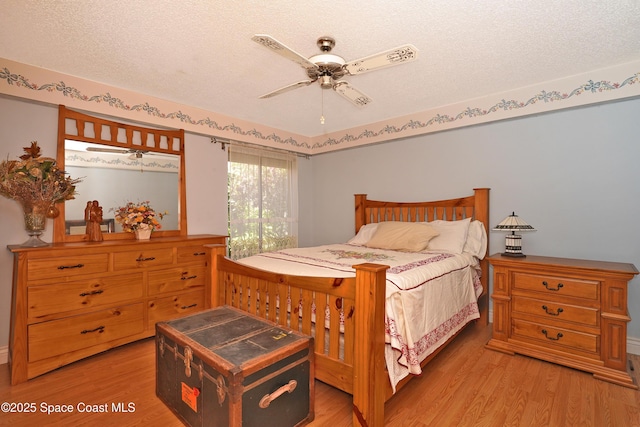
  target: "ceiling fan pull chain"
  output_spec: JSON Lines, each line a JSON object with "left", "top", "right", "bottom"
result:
{"left": 320, "top": 90, "right": 325, "bottom": 125}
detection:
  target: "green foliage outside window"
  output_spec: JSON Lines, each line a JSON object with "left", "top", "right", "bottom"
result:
{"left": 227, "top": 150, "right": 297, "bottom": 259}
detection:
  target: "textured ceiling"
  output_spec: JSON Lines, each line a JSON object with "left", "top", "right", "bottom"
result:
{"left": 2, "top": 0, "right": 640, "bottom": 137}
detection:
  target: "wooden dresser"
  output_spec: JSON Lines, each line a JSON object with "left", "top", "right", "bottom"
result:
{"left": 486, "top": 254, "right": 638, "bottom": 388}
{"left": 8, "top": 235, "right": 226, "bottom": 385}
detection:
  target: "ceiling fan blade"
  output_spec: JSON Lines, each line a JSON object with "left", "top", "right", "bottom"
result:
{"left": 252, "top": 34, "right": 319, "bottom": 70}
{"left": 344, "top": 44, "right": 418, "bottom": 75}
{"left": 259, "top": 80, "right": 316, "bottom": 99}
{"left": 333, "top": 82, "right": 372, "bottom": 107}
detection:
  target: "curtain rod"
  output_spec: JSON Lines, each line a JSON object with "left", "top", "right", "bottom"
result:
{"left": 210, "top": 137, "right": 310, "bottom": 159}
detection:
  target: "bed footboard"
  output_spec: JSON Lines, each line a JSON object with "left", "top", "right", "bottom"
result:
{"left": 210, "top": 248, "right": 388, "bottom": 427}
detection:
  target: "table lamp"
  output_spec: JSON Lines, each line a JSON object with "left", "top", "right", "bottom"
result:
{"left": 493, "top": 212, "right": 536, "bottom": 257}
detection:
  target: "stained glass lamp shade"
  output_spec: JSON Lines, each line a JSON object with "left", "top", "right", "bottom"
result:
{"left": 493, "top": 212, "right": 536, "bottom": 257}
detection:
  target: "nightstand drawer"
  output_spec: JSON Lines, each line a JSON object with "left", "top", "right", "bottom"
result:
{"left": 512, "top": 272, "right": 598, "bottom": 300}
{"left": 512, "top": 318, "right": 599, "bottom": 355}
{"left": 512, "top": 295, "right": 599, "bottom": 327}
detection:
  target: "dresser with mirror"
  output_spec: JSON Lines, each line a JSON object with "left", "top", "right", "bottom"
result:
{"left": 8, "top": 106, "right": 226, "bottom": 385}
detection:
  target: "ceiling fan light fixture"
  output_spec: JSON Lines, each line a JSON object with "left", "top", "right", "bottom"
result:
{"left": 319, "top": 75, "right": 333, "bottom": 89}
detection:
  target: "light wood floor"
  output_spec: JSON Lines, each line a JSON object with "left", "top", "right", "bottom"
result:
{"left": 2, "top": 323, "right": 639, "bottom": 426}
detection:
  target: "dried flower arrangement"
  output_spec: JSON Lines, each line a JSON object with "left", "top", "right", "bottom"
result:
{"left": 0, "top": 141, "right": 81, "bottom": 216}
{"left": 0, "top": 141, "right": 82, "bottom": 246}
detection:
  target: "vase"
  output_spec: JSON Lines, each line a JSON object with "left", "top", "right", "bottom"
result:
{"left": 21, "top": 203, "right": 49, "bottom": 247}
{"left": 135, "top": 229, "right": 152, "bottom": 240}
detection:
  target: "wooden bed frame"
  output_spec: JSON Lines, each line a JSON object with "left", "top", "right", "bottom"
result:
{"left": 208, "top": 188, "right": 490, "bottom": 426}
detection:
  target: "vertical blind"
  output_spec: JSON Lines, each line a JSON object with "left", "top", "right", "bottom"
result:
{"left": 227, "top": 144, "right": 298, "bottom": 260}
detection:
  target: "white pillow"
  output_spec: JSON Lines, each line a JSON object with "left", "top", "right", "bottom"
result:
{"left": 365, "top": 221, "right": 439, "bottom": 252}
{"left": 462, "top": 220, "right": 487, "bottom": 259}
{"left": 426, "top": 218, "right": 472, "bottom": 254}
{"left": 347, "top": 223, "right": 379, "bottom": 246}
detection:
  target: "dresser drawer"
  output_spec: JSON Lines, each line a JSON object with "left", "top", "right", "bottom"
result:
{"left": 28, "top": 303, "right": 145, "bottom": 362}
{"left": 113, "top": 248, "right": 174, "bottom": 270}
{"left": 176, "top": 245, "right": 208, "bottom": 265}
{"left": 148, "top": 265, "right": 206, "bottom": 296}
{"left": 512, "top": 272, "right": 598, "bottom": 300}
{"left": 512, "top": 318, "right": 599, "bottom": 355}
{"left": 27, "top": 254, "right": 109, "bottom": 281}
{"left": 27, "top": 274, "right": 144, "bottom": 319}
{"left": 147, "top": 291, "right": 205, "bottom": 327}
{"left": 512, "top": 295, "right": 599, "bottom": 327}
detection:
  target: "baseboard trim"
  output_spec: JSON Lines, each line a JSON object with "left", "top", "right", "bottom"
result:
{"left": 628, "top": 336, "right": 640, "bottom": 356}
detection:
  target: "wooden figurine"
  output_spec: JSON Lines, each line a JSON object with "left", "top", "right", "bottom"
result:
{"left": 85, "top": 200, "right": 104, "bottom": 242}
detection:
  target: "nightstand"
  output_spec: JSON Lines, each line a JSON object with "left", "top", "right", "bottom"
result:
{"left": 486, "top": 254, "right": 638, "bottom": 389}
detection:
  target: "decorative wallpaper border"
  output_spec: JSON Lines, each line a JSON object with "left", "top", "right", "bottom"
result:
{"left": 313, "top": 75, "right": 640, "bottom": 151}
{"left": 65, "top": 150, "right": 179, "bottom": 173}
{"left": 310, "top": 61, "right": 640, "bottom": 154}
{"left": 0, "top": 58, "right": 309, "bottom": 153}
{"left": 1, "top": 57, "right": 639, "bottom": 155}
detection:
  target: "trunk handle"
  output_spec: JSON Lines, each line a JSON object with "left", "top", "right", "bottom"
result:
{"left": 259, "top": 380, "right": 297, "bottom": 408}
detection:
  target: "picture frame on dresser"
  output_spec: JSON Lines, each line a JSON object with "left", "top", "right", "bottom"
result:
{"left": 486, "top": 253, "right": 639, "bottom": 389}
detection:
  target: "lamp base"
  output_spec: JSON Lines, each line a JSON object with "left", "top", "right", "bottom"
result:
{"left": 503, "top": 234, "right": 525, "bottom": 257}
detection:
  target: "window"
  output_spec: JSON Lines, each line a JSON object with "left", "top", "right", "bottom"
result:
{"left": 227, "top": 145, "right": 298, "bottom": 260}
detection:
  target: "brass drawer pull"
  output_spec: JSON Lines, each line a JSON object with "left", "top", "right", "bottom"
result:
{"left": 259, "top": 380, "right": 297, "bottom": 409}
{"left": 181, "top": 275, "right": 198, "bottom": 280}
{"left": 57, "top": 263, "right": 85, "bottom": 270}
{"left": 79, "top": 289, "right": 104, "bottom": 297}
{"left": 136, "top": 256, "right": 156, "bottom": 262}
{"left": 542, "top": 281, "right": 564, "bottom": 291}
{"left": 81, "top": 325, "right": 105, "bottom": 334}
{"left": 181, "top": 303, "right": 197, "bottom": 309}
{"left": 541, "top": 329, "right": 563, "bottom": 341}
{"left": 193, "top": 251, "right": 206, "bottom": 256}
{"left": 541, "top": 305, "right": 564, "bottom": 316}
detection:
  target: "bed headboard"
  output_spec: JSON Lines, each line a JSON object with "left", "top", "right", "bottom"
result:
{"left": 355, "top": 188, "right": 490, "bottom": 234}
{"left": 354, "top": 188, "right": 491, "bottom": 324}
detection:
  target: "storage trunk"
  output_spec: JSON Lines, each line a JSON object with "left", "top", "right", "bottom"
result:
{"left": 156, "top": 305, "right": 314, "bottom": 427}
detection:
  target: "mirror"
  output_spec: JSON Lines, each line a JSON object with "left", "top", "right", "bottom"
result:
{"left": 63, "top": 140, "right": 180, "bottom": 234}
{"left": 54, "top": 106, "right": 187, "bottom": 242}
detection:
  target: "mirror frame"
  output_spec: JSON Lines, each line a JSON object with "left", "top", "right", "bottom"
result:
{"left": 54, "top": 105, "right": 187, "bottom": 242}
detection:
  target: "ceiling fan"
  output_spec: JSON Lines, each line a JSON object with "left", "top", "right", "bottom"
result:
{"left": 252, "top": 34, "right": 418, "bottom": 107}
